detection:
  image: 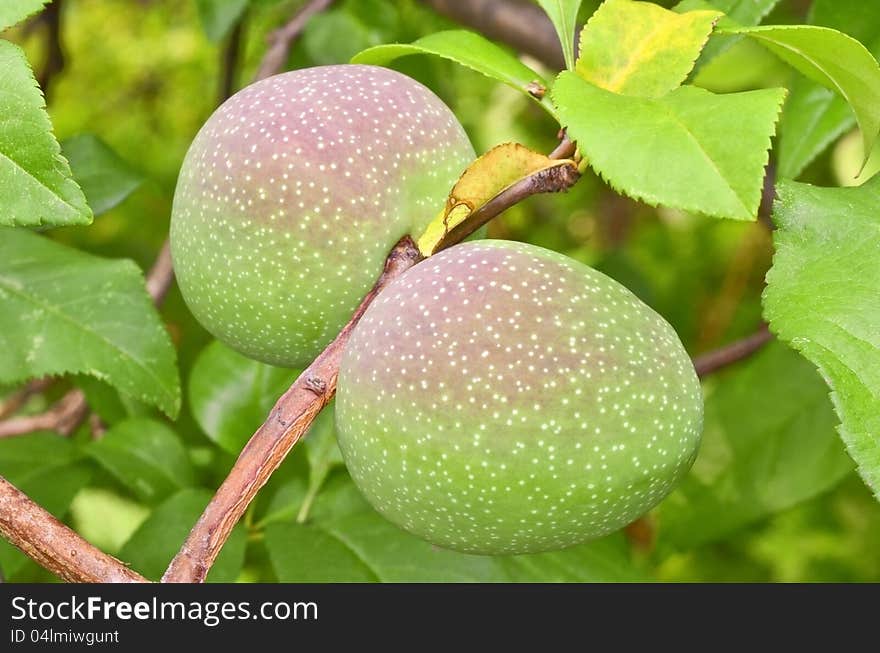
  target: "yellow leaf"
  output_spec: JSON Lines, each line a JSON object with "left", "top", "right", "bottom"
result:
{"left": 577, "top": 0, "right": 721, "bottom": 98}
{"left": 416, "top": 143, "right": 577, "bottom": 256}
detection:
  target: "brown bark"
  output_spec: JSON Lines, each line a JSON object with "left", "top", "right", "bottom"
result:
{"left": 162, "top": 237, "right": 424, "bottom": 582}
{"left": 0, "top": 477, "right": 147, "bottom": 583}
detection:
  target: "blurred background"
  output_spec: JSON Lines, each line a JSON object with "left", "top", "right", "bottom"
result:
{"left": 2, "top": 0, "right": 879, "bottom": 582}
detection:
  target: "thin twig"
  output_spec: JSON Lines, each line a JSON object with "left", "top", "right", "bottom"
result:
{"left": 0, "top": 389, "right": 88, "bottom": 439}
{"left": 88, "top": 413, "right": 107, "bottom": 440}
{"left": 0, "top": 477, "right": 148, "bottom": 583}
{"left": 0, "top": 378, "right": 53, "bottom": 420}
{"left": 219, "top": 17, "right": 246, "bottom": 106}
{"left": 419, "top": 0, "right": 564, "bottom": 69}
{"left": 695, "top": 223, "right": 769, "bottom": 351}
{"left": 253, "top": 0, "right": 336, "bottom": 82}
{"left": 145, "top": 240, "right": 174, "bottom": 304}
{"left": 162, "top": 236, "right": 423, "bottom": 582}
{"left": 693, "top": 323, "right": 773, "bottom": 378}
{"left": 548, "top": 132, "right": 576, "bottom": 160}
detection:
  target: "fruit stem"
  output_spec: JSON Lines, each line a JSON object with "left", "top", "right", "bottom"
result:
{"left": 296, "top": 478, "right": 323, "bottom": 525}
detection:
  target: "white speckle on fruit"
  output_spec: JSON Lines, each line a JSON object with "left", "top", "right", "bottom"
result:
{"left": 170, "top": 65, "right": 475, "bottom": 367}
{"left": 336, "top": 240, "right": 703, "bottom": 555}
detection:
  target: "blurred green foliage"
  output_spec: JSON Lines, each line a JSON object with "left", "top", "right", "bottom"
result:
{"left": 1, "top": 0, "right": 878, "bottom": 582}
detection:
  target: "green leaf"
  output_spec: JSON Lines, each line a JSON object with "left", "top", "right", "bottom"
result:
{"left": 0, "top": 229, "right": 180, "bottom": 417}
{"left": 720, "top": 25, "right": 880, "bottom": 167}
{"left": 324, "top": 502, "right": 638, "bottom": 582}
{"left": 318, "top": 510, "right": 503, "bottom": 582}
{"left": 69, "top": 488, "right": 150, "bottom": 555}
{"left": 351, "top": 30, "right": 556, "bottom": 119}
{"left": 674, "top": 0, "right": 782, "bottom": 67}
{"left": 280, "top": 473, "right": 642, "bottom": 582}
{"left": 76, "top": 376, "right": 151, "bottom": 426}
{"left": 552, "top": 71, "right": 784, "bottom": 220}
{"left": 61, "top": 134, "right": 144, "bottom": 216}
{"left": 0, "top": 0, "right": 49, "bottom": 32}
{"left": 195, "top": 0, "right": 248, "bottom": 42}
{"left": 304, "top": 9, "right": 378, "bottom": 66}
{"left": 308, "top": 472, "right": 376, "bottom": 523}
{"left": 778, "top": 80, "right": 855, "bottom": 179}
{"left": 119, "top": 488, "right": 246, "bottom": 582}
{"left": 534, "top": 0, "right": 582, "bottom": 70}
{"left": 576, "top": 0, "right": 720, "bottom": 98}
{"left": 2, "top": 460, "right": 91, "bottom": 518}
{"left": 658, "top": 342, "right": 852, "bottom": 547}
{"left": 500, "top": 534, "right": 643, "bottom": 582}
{"left": 0, "top": 431, "right": 81, "bottom": 479}
{"left": 303, "top": 409, "right": 343, "bottom": 476}
{"left": 777, "top": 1, "right": 880, "bottom": 179}
{"left": 189, "top": 340, "right": 298, "bottom": 454}
{"left": 345, "top": 0, "right": 399, "bottom": 35}
{"left": 0, "top": 434, "right": 93, "bottom": 579}
{"left": 255, "top": 473, "right": 308, "bottom": 528}
{"left": 86, "top": 418, "right": 195, "bottom": 504}
{"left": 833, "top": 128, "right": 880, "bottom": 186}
{"left": 764, "top": 179, "right": 880, "bottom": 497}
{"left": 250, "top": 435, "right": 311, "bottom": 528}
{"left": 810, "top": 0, "right": 880, "bottom": 47}
{"left": 298, "top": 405, "right": 343, "bottom": 523}
{"left": 0, "top": 40, "right": 91, "bottom": 228}
{"left": 266, "top": 522, "right": 378, "bottom": 582}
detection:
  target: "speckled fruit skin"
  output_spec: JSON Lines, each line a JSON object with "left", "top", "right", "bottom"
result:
{"left": 336, "top": 240, "right": 703, "bottom": 555}
{"left": 170, "top": 65, "right": 475, "bottom": 367}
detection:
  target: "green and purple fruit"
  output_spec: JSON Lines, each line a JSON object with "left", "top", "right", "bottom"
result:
{"left": 170, "top": 64, "right": 475, "bottom": 366}
{"left": 336, "top": 240, "right": 702, "bottom": 555}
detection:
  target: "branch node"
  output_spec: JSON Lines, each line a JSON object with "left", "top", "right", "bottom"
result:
{"left": 526, "top": 80, "right": 546, "bottom": 99}
{"left": 305, "top": 376, "right": 328, "bottom": 395}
